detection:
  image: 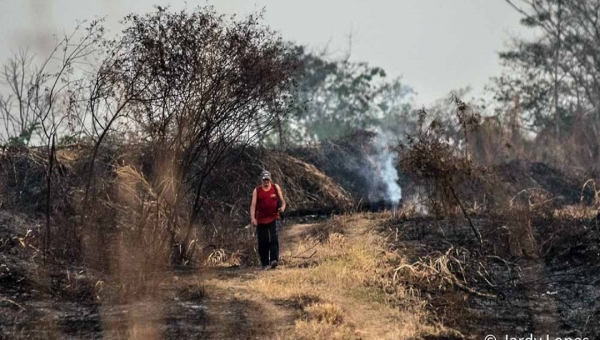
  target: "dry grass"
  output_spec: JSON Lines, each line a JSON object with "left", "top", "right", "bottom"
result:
{"left": 203, "top": 248, "right": 243, "bottom": 267}
{"left": 205, "top": 213, "right": 457, "bottom": 340}
{"left": 290, "top": 319, "right": 357, "bottom": 340}
{"left": 304, "top": 302, "right": 344, "bottom": 325}
{"left": 552, "top": 204, "right": 598, "bottom": 220}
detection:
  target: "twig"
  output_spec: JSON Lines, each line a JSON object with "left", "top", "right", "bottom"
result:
{"left": 293, "top": 250, "right": 318, "bottom": 259}
{"left": 453, "top": 279, "right": 497, "bottom": 299}
{"left": 486, "top": 255, "right": 517, "bottom": 270}
{"left": 44, "top": 134, "right": 56, "bottom": 266}
{"left": 448, "top": 184, "right": 483, "bottom": 245}
{"left": 291, "top": 242, "right": 319, "bottom": 258}
{"left": 580, "top": 179, "right": 599, "bottom": 205}
{"left": 510, "top": 188, "right": 551, "bottom": 207}
{"left": 0, "top": 297, "right": 25, "bottom": 312}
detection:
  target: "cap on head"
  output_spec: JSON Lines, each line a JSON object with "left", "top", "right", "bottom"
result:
{"left": 261, "top": 170, "right": 271, "bottom": 180}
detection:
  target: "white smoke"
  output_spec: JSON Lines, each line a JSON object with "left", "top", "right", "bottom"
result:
{"left": 403, "top": 188, "right": 428, "bottom": 215}
{"left": 367, "top": 129, "right": 402, "bottom": 207}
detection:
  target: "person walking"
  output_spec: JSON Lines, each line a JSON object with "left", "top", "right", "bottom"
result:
{"left": 250, "top": 170, "right": 286, "bottom": 270}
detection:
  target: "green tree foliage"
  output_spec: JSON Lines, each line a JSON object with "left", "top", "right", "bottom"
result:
{"left": 6, "top": 122, "right": 39, "bottom": 147}
{"left": 268, "top": 46, "right": 414, "bottom": 146}
{"left": 493, "top": 0, "right": 600, "bottom": 133}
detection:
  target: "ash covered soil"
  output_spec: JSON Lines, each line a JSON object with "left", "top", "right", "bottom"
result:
{"left": 380, "top": 161, "right": 600, "bottom": 339}
{"left": 0, "top": 214, "right": 247, "bottom": 339}
{"left": 0, "top": 213, "right": 318, "bottom": 339}
{"left": 2, "top": 213, "right": 600, "bottom": 339}
{"left": 382, "top": 215, "right": 600, "bottom": 339}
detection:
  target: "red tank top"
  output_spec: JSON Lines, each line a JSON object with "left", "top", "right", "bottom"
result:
{"left": 255, "top": 184, "right": 280, "bottom": 224}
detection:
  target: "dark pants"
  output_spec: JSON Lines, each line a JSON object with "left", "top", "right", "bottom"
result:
{"left": 257, "top": 220, "right": 279, "bottom": 266}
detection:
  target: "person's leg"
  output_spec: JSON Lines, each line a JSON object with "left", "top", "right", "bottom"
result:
{"left": 256, "top": 224, "right": 270, "bottom": 267}
{"left": 268, "top": 220, "right": 279, "bottom": 266}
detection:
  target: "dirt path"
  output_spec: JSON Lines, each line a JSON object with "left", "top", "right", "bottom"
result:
{"left": 197, "top": 223, "right": 318, "bottom": 340}
{"left": 199, "top": 267, "right": 295, "bottom": 339}
{"left": 192, "top": 217, "right": 443, "bottom": 340}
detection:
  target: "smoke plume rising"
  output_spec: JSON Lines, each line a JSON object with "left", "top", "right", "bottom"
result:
{"left": 371, "top": 130, "right": 402, "bottom": 206}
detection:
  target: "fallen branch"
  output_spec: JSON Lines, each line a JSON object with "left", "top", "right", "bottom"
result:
{"left": 292, "top": 250, "right": 318, "bottom": 259}
{"left": 453, "top": 279, "right": 497, "bottom": 299}
{"left": 0, "top": 297, "right": 25, "bottom": 312}
{"left": 291, "top": 240, "right": 320, "bottom": 258}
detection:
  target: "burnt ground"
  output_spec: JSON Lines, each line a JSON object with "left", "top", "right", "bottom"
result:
{"left": 0, "top": 266, "right": 208, "bottom": 339}
{"left": 382, "top": 215, "right": 600, "bottom": 339}
{"left": 0, "top": 207, "right": 204, "bottom": 340}
{"left": 0, "top": 215, "right": 314, "bottom": 340}
{"left": 0, "top": 265, "right": 293, "bottom": 340}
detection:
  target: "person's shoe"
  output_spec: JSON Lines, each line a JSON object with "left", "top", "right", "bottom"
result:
{"left": 270, "top": 260, "right": 278, "bottom": 269}
{"left": 262, "top": 265, "right": 270, "bottom": 270}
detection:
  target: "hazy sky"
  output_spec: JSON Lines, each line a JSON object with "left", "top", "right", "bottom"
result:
{"left": 0, "top": 0, "right": 529, "bottom": 106}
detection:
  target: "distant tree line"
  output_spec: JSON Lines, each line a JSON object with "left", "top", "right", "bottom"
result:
{"left": 490, "top": 0, "right": 600, "bottom": 170}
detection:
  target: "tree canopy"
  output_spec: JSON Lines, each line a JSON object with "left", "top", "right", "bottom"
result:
{"left": 264, "top": 46, "right": 414, "bottom": 146}
{"left": 493, "top": 0, "right": 600, "bottom": 134}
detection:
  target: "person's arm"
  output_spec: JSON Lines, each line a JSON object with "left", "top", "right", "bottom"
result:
{"left": 250, "top": 188, "right": 258, "bottom": 226}
{"left": 275, "top": 184, "right": 286, "bottom": 212}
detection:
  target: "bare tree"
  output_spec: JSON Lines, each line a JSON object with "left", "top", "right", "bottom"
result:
{"left": 496, "top": 0, "right": 600, "bottom": 169}
{"left": 0, "top": 50, "right": 38, "bottom": 145}
{"left": 18, "top": 21, "right": 106, "bottom": 262}
{"left": 84, "top": 6, "right": 300, "bottom": 263}
{"left": 500, "top": 0, "right": 600, "bottom": 128}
